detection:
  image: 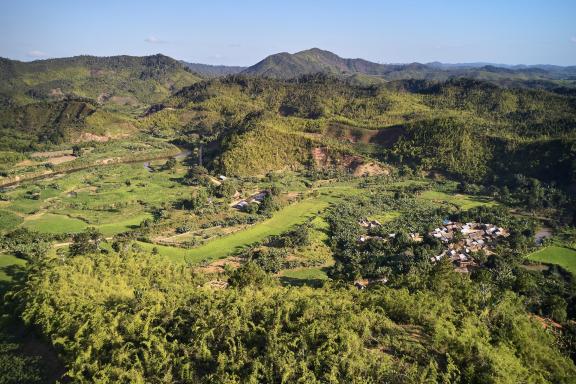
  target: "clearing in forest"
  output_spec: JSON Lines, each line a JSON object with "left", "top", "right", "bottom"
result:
{"left": 527, "top": 246, "right": 576, "bottom": 275}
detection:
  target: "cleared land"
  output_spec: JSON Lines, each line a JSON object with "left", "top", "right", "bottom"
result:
{"left": 527, "top": 246, "right": 576, "bottom": 275}
{"left": 418, "top": 190, "right": 497, "bottom": 210}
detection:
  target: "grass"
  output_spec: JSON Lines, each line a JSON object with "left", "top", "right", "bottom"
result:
{"left": 281, "top": 267, "right": 329, "bottom": 280}
{"left": 418, "top": 190, "right": 496, "bottom": 210}
{"left": 0, "top": 210, "right": 23, "bottom": 231}
{"left": 369, "top": 211, "right": 401, "bottom": 223}
{"left": 136, "top": 242, "right": 193, "bottom": 263}
{"left": 97, "top": 213, "right": 150, "bottom": 236}
{"left": 526, "top": 246, "right": 576, "bottom": 275}
{"left": 22, "top": 213, "right": 88, "bottom": 234}
{"left": 0, "top": 254, "right": 26, "bottom": 282}
{"left": 158, "top": 183, "right": 359, "bottom": 264}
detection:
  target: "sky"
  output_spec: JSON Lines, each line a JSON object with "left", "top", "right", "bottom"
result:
{"left": 1, "top": 0, "right": 575, "bottom": 66}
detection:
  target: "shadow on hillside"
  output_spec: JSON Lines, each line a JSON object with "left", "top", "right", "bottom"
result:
{"left": 279, "top": 276, "right": 327, "bottom": 288}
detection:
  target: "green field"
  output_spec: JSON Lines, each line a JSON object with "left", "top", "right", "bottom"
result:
{"left": 418, "top": 190, "right": 496, "bottom": 210}
{"left": 0, "top": 254, "right": 26, "bottom": 282}
{"left": 526, "top": 246, "right": 576, "bottom": 275}
{"left": 22, "top": 213, "right": 88, "bottom": 234}
{"left": 0, "top": 209, "right": 23, "bottom": 231}
{"left": 151, "top": 185, "right": 358, "bottom": 264}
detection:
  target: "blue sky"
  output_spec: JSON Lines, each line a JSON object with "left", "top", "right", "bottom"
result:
{"left": 1, "top": 0, "right": 575, "bottom": 65}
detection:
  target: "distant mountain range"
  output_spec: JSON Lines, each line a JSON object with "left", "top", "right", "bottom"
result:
{"left": 181, "top": 62, "right": 246, "bottom": 77}
{"left": 1, "top": 48, "right": 575, "bottom": 108}
{"left": 238, "top": 48, "right": 576, "bottom": 82}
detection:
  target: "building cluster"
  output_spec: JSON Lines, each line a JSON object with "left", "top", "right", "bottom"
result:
{"left": 233, "top": 191, "right": 267, "bottom": 210}
{"left": 356, "top": 217, "right": 510, "bottom": 274}
{"left": 430, "top": 221, "right": 509, "bottom": 273}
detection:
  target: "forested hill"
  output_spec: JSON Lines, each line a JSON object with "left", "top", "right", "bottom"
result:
{"left": 241, "top": 48, "right": 576, "bottom": 85}
{"left": 0, "top": 54, "right": 201, "bottom": 105}
{"left": 153, "top": 75, "right": 576, "bottom": 190}
{"left": 181, "top": 61, "right": 246, "bottom": 77}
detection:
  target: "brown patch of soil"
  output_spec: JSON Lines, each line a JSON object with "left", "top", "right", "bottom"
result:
{"left": 352, "top": 161, "right": 389, "bottom": 177}
{"left": 326, "top": 122, "right": 405, "bottom": 147}
{"left": 77, "top": 132, "right": 110, "bottom": 143}
{"left": 46, "top": 155, "right": 77, "bottom": 165}
{"left": 311, "top": 147, "right": 388, "bottom": 176}
{"left": 49, "top": 88, "right": 64, "bottom": 98}
{"left": 31, "top": 149, "right": 73, "bottom": 158}
{"left": 110, "top": 95, "right": 139, "bottom": 106}
{"left": 15, "top": 159, "right": 35, "bottom": 167}
{"left": 198, "top": 256, "right": 242, "bottom": 274}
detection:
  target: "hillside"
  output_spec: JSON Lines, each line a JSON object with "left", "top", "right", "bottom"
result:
{"left": 0, "top": 54, "right": 201, "bottom": 106}
{"left": 151, "top": 75, "right": 576, "bottom": 190}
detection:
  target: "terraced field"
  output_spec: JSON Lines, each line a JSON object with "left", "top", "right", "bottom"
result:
{"left": 527, "top": 246, "right": 576, "bottom": 275}
{"left": 146, "top": 184, "right": 360, "bottom": 263}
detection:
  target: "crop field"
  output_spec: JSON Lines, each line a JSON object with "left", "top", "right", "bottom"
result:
{"left": 418, "top": 190, "right": 497, "bottom": 210}
{"left": 174, "top": 191, "right": 350, "bottom": 262}
{"left": 1, "top": 160, "right": 188, "bottom": 235}
{"left": 527, "top": 246, "right": 576, "bottom": 275}
{"left": 22, "top": 213, "right": 88, "bottom": 234}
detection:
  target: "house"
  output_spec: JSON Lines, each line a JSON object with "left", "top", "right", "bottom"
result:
{"left": 234, "top": 201, "right": 249, "bottom": 209}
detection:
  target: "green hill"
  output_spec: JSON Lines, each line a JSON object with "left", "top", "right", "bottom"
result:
{"left": 153, "top": 74, "right": 576, "bottom": 186}
{"left": 0, "top": 54, "right": 201, "bottom": 106}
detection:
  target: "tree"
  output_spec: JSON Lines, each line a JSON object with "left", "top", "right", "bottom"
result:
{"left": 215, "top": 182, "right": 236, "bottom": 199}
{"left": 162, "top": 157, "right": 176, "bottom": 171}
{"left": 69, "top": 227, "right": 103, "bottom": 256}
{"left": 184, "top": 165, "right": 210, "bottom": 186}
{"left": 189, "top": 188, "right": 209, "bottom": 211}
{"left": 72, "top": 145, "right": 83, "bottom": 157}
{"left": 1, "top": 228, "right": 51, "bottom": 262}
{"left": 258, "top": 193, "right": 278, "bottom": 215}
{"left": 227, "top": 262, "right": 272, "bottom": 288}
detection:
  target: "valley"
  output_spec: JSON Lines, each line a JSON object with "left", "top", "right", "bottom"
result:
{"left": 0, "top": 47, "right": 575, "bottom": 383}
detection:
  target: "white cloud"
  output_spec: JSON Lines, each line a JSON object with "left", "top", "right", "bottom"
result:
{"left": 27, "top": 50, "right": 47, "bottom": 58}
{"left": 571, "top": 36, "right": 576, "bottom": 43}
{"left": 145, "top": 36, "right": 167, "bottom": 44}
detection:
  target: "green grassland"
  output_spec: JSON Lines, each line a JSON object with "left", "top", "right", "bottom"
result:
{"left": 527, "top": 246, "right": 576, "bottom": 275}
{"left": 22, "top": 213, "right": 88, "bottom": 234}
{"left": 0, "top": 254, "right": 26, "bottom": 282}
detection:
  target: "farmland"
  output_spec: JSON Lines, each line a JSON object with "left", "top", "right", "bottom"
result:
{"left": 527, "top": 246, "right": 576, "bottom": 275}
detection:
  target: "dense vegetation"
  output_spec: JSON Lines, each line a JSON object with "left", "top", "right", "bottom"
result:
{"left": 4, "top": 247, "right": 574, "bottom": 383}
{"left": 1, "top": 51, "right": 576, "bottom": 383}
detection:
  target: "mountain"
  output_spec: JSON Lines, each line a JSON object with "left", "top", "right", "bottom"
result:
{"left": 0, "top": 54, "right": 201, "bottom": 106}
{"left": 241, "top": 48, "right": 397, "bottom": 78}
{"left": 241, "top": 48, "right": 576, "bottom": 84}
{"left": 181, "top": 61, "right": 246, "bottom": 77}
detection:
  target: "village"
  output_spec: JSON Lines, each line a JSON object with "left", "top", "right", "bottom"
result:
{"left": 357, "top": 218, "right": 509, "bottom": 273}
